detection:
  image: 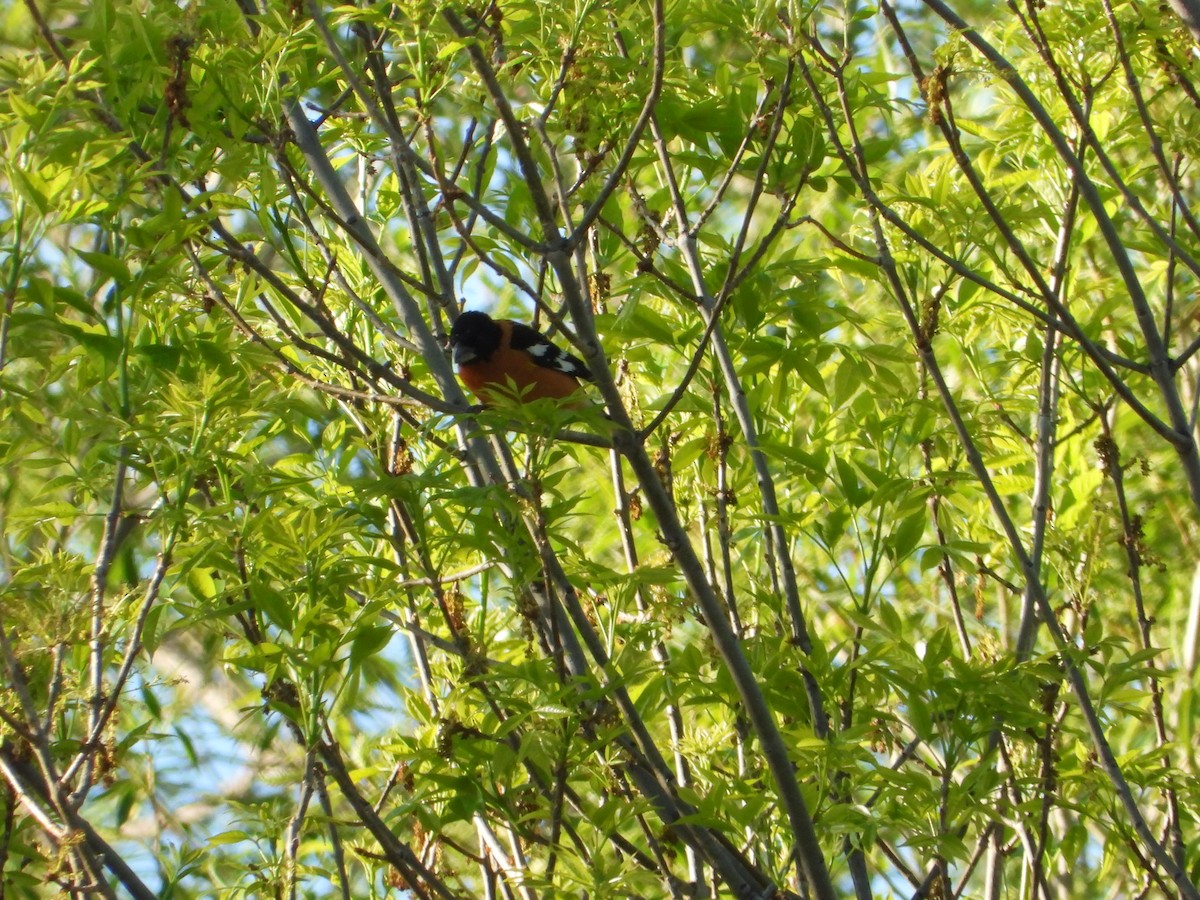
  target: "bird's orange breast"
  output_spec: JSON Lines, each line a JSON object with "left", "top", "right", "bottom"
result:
{"left": 458, "top": 346, "right": 583, "bottom": 405}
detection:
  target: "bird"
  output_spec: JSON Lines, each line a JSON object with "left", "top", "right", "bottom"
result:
{"left": 448, "top": 310, "right": 593, "bottom": 406}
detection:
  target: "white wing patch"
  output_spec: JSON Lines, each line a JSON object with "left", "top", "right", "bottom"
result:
{"left": 551, "top": 356, "right": 578, "bottom": 374}
{"left": 509, "top": 321, "right": 593, "bottom": 381}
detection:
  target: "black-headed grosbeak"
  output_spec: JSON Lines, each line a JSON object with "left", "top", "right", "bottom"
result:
{"left": 448, "top": 311, "right": 593, "bottom": 406}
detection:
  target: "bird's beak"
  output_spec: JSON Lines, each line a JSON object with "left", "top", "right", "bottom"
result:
{"left": 452, "top": 343, "right": 478, "bottom": 366}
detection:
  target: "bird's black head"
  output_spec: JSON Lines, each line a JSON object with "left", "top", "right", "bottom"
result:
{"left": 449, "top": 311, "right": 501, "bottom": 366}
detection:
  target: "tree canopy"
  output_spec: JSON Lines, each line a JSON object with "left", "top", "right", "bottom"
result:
{"left": 2, "top": 0, "right": 1200, "bottom": 897}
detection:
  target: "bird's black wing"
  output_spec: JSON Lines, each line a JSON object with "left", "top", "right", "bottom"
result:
{"left": 509, "top": 322, "right": 593, "bottom": 381}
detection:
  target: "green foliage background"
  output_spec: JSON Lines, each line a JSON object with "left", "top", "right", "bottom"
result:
{"left": 2, "top": 0, "right": 1200, "bottom": 897}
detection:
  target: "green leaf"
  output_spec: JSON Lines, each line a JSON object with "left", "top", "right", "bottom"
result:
{"left": 891, "top": 510, "right": 926, "bottom": 561}
{"left": 187, "top": 567, "right": 218, "bottom": 601}
{"left": 348, "top": 623, "right": 392, "bottom": 670}
{"left": 75, "top": 248, "right": 131, "bottom": 284}
{"left": 9, "top": 167, "right": 50, "bottom": 214}
{"left": 790, "top": 356, "right": 827, "bottom": 395}
{"left": 133, "top": 342, "right": 184, "bottom": 372}
{"left": 835, "top": 455, "right": 868, "bottom": 507}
